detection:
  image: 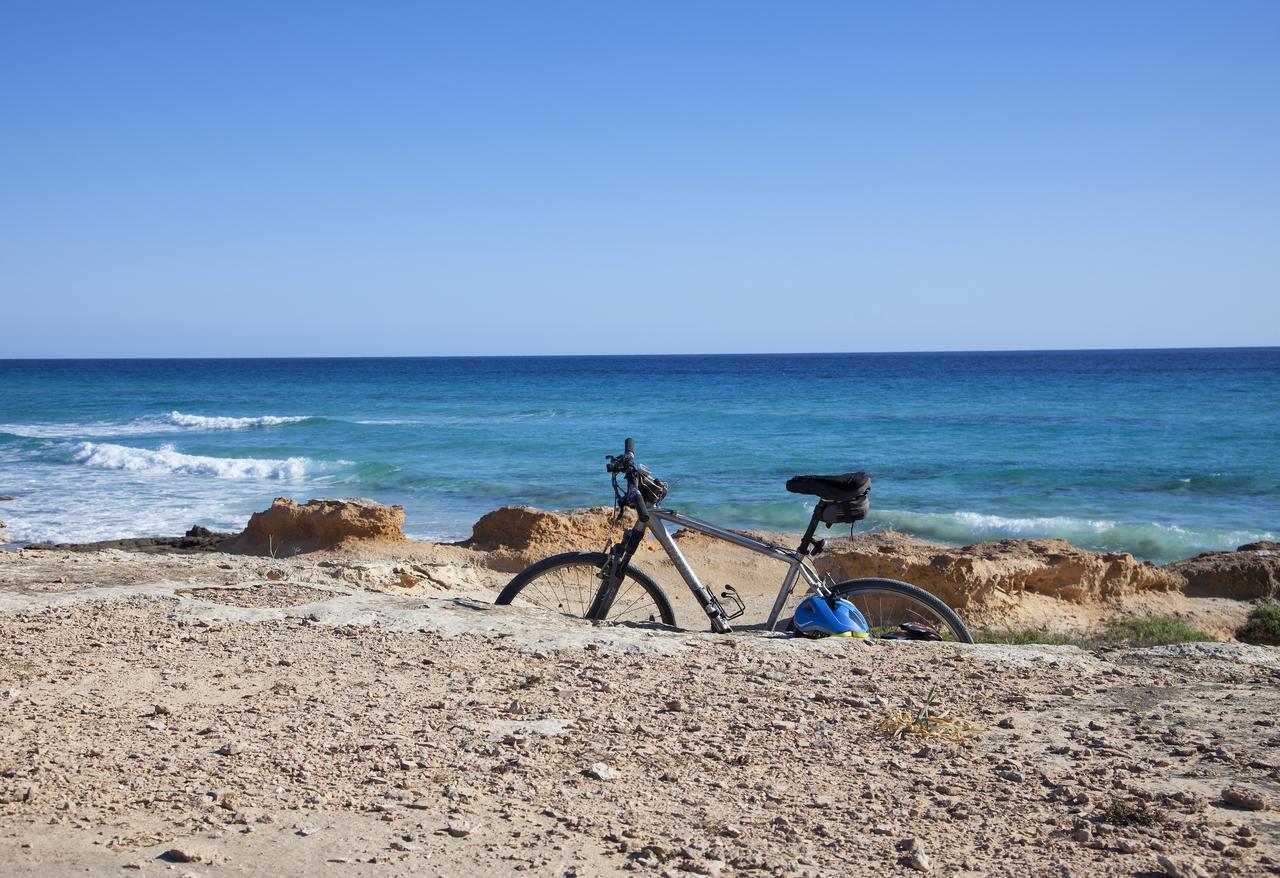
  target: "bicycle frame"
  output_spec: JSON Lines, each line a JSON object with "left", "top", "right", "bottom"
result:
{"left": 640, "top": 508, "right": 825, "bottom": 634}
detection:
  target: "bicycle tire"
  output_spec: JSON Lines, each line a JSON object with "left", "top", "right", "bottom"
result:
{"left": 830, "top": 577, "right": 974, "bottom": 643}
{"left": 495, "top": 551, "right": 677, "bottom": 627}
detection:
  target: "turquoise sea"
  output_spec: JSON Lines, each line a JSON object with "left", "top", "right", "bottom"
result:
{"left": 0, "top": 349, "right": 1276, "bottom": 561}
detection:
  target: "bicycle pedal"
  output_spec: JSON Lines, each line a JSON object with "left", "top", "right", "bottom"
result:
{"left": 719, "top": 584, "right": 746, "bottom": 621}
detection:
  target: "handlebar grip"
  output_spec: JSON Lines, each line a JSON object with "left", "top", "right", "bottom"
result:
{"left": 624, "top": 437, "right": 635, "bottom": 455}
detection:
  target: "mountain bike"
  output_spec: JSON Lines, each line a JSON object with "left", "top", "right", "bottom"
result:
{"left": 495, "top": 439, "right": 973, "bottom": 643}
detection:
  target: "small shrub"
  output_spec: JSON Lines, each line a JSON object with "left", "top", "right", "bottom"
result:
{"left": 1236, "top": 601, "right": 1280, "bottom": 646}
{"left": 1103, "top": 616, "right": 1214, "bottom": 647}
{"left": 972, "top": 616, "right": 1216, "bottom": 650}
{"left": 1101, "top": 797, "right": 1164, "bottom": 827}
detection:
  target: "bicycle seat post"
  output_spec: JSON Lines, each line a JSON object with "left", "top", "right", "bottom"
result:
{"left": 796, "top": 504, "right": 825, "bottom": 555}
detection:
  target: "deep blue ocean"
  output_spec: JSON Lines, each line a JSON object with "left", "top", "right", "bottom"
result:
{"left": 1, "top": 349, "right": 1276, "bottom": 561}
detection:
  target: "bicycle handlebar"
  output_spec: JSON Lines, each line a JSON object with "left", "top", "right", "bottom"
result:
{"left": 606, "top": 438, "right": 667, "bottom": 514}
{"left": 606, "top": 437, "right": 637, "bottom": 475}
{"left": 607, "top": 438, "right": 642, "bottom": 499}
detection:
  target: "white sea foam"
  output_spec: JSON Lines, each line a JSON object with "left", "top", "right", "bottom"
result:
{"left": 872, "top": 508, "right": 1275, "bottom": 561}
{"left": 71, "top": 442, "right": 308, "bottom": 480}
{"left": 0, "top": 411, "right": 308, "bottom": 439}
{"left": 0, "top": 421, "right": 169, "bottom": 439}
{"left": 950, "top": 511, "right": 1116, "bottom": 534}
{"left": 875, "top": 509, "right": 1116, "bottom": 542}
{"left": 160, "top": 411, "right": 309, "bottom": 430}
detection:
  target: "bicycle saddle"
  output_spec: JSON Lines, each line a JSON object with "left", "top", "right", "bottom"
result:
{"left": 785, "top": 471, "right": 871, "bottom": 502}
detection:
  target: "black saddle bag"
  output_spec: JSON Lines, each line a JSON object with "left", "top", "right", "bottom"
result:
{"left": 819, "top": 495, "right": 869, "bottom": 525}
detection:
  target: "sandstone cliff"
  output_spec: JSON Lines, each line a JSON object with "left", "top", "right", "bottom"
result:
{"left": 812, "top": 532, "right": 1182, "bottom": 609}
{"left": 465, "top": 505, "right": 655, "bottom": 571}
{"left": 222, "top": 497, "right": 407, "bottom": 556}
{"left": 94, "top": 497, "right": 1279, "bottom": 612}
{"left": 1165, "top": 541, "right": 1280, "bottom": 600}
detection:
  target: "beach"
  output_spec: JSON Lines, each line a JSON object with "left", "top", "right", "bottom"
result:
{"left": 3, "top": 350, "right": 1279, "bottom": 875}
{"left": 1, "top": 498, "right": 1278, "bottom": 876}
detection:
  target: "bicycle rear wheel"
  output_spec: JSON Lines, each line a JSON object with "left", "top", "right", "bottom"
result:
{"left": 495, "top": 551, "right": 676, "bottom": 626}
{"left": 831, "top": 577, "right": 973, "bottom": 643}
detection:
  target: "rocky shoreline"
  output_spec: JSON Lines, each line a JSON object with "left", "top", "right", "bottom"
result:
{"left": 16, "top": 499, "right": 1279, "bottom": 607}
{"left": 15, "top": 498, "right": 1275, "bottom": 640}
{"left": 1, "top": 497, "right": 1278, "bottom": 876}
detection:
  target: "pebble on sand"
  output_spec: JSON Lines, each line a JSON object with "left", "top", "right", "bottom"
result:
{"left": 587, "top": 762, "right": 620, "bottom": 781}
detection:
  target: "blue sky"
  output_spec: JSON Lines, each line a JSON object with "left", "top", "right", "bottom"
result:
{"left": 2, "top": 2, "right": 1278, "bottom": 357}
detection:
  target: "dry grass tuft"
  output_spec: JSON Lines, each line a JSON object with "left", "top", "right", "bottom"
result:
{"left": 879, "top": 686, "right": 983, "bottom": 741}
{"left": 1101, "top": 797, "right": 1165, "bottom": 827}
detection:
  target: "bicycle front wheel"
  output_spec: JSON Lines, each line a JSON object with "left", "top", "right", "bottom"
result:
{"left": 495, "top": 551, "right": 676, "bottom": 627}
{"left": 831, "top": 577, "right": 973, "bottom": 643}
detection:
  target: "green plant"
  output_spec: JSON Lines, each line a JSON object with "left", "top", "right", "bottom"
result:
{"left": 1102, "top": 616, "right": 1214, "bottom": 647}
{"left": 972, "top": 629, "right": 1094, "bottom": 649}
{"left": 971, "top": 616, "right": 1216, "bottom": 650}
{"left": 1236, "top": 601, "right": 1280, "bottom": 646}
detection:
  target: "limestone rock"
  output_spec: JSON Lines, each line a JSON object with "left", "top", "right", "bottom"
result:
{"left": 586, "top": 762, "right": 620, "bottom": 781}
{"left": 1221, "top": 785, "right": 1269, "bottom": 811}
{"left": 446, "top": 819, "right": 476, "bottom": 838}
{"left": 1164, "top": 544, "right": 1280, "bottom": 600}
{"left": 224, "top": 498, "right": 407, "bottom": 556}
{"left": 466, "top": 506, "right": 645, "bottom": 571}
{"left": 160, "top": 848, "right": 210, "bottom": 864}
{"left": 813, "top": 531, "right": 1180, "bottom": 609}
{"left": 1156, "top": 853, "right": 1210, "bottom": 878}
{"left": 25, "top": 526, "right": 233, "bottom": 554}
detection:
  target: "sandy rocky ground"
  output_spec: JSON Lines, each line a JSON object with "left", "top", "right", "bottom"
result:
{"left": 0, "top": 500, "right": 1278, "bottom": 877}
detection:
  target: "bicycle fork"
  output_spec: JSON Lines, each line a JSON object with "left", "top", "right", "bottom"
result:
{"left": 585, "top": 523, "right": 645, "bottom": 621}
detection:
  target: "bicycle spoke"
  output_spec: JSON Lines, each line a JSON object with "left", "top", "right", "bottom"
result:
{"left": 609, "top": 580, "right": 640, "bottom": 614}
{"left": 571, "top": 568, "right": 589, "bottom": 614}
{"left": 841, "top": 587, "right": 962, "bottom": 640}
{"left": 522, "top": 579, "right": 560, "bottom": 612}
{"left": 506, "top": 559, "right": 665, "bottom": 625}
{"left": 562, "top": 569, "right": 579, "bottom": 613}
{"left": 583, "top": 568, "right": 598, "bottom": 616}
{"left": 567, "top": 566, "right": 585, "bottom": 615}
{"left": 610, "top": 583, "right": 652, "bottom": 620}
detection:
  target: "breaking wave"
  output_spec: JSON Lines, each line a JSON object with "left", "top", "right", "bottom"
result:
{"left": 159, "top": 411, "right": 310, "bottom": 430}
{"left": 71, "top": 442, "right": 308, "bottom": 480}
{"left": 870, "top": 509, "right": 1275, "bottom": 562}
{"left": 0, "top": 411, "right": 310, "bottom": 438}
{"left": 0, "top": 421, "right": 166, "bottom": 439}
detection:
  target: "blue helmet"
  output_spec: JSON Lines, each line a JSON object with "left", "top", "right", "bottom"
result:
{"left": 793, "top": 595, "right": 869, "bottom": 638}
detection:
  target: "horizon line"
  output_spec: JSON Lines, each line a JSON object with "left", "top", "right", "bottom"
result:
{"left": 2, "top": 344, "right": 1278, "bottom": 362}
